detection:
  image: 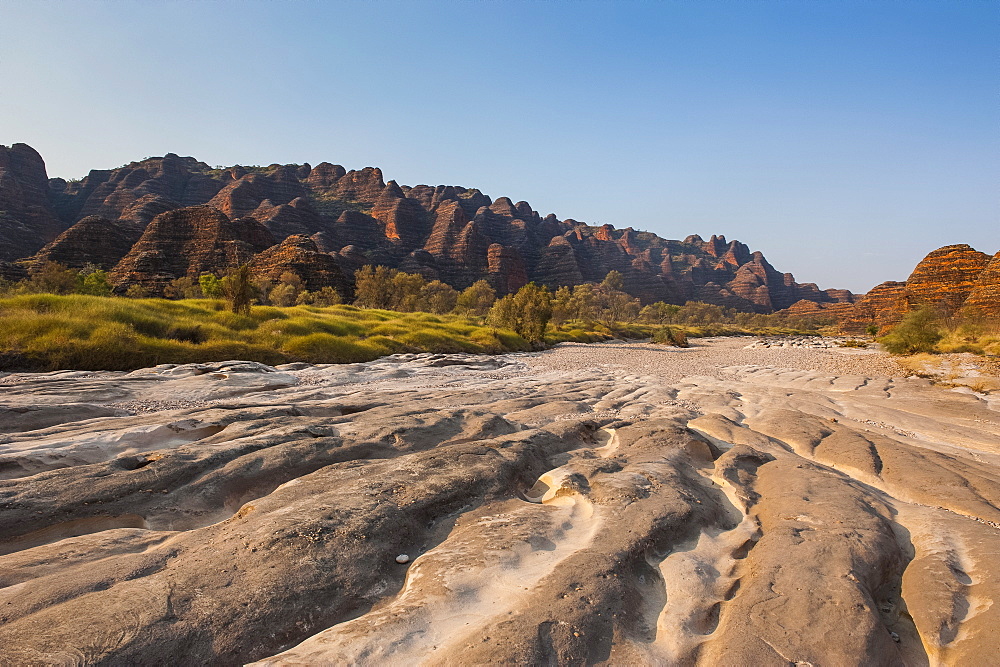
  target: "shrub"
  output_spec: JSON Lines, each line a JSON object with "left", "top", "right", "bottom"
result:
{"left": 456, "top": 280, "right": 497, "bottom": 316}
{"left": 124, "top": 284, "right": 150, "bottom": 298}
{"left": 199, "top": 274, "right": 223, "bottom": 299}
{"left": 78, "top": 269, "right": 112, "bottom": 297}
{"left": 879, "top": 307, "right": 943, "bottom": 355}
{"left": 652, "top": 326, "right": 688, "bottom": 347}
{"left": 28, "top": 262, "right": 79, "bottom": 294}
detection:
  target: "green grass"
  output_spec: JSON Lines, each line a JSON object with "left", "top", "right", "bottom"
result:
{"left": 0, "top": 294, "right": 603, "bottom": 371}
{"left": 0, "top": 294, "right": 841, "bottom": 372}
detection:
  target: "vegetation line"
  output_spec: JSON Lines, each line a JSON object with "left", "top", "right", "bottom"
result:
{"left": 0, "top": 267, "right": 824, "bottom": 372}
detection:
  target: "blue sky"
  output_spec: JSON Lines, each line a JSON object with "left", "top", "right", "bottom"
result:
{"left": 2, "top": 0, "right": 997, "bottom": 292}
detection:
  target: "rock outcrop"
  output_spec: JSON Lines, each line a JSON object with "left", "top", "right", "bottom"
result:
{"left": 839, "top": 244, "right": 998, "bottom": 333}
{"left": 109, "top": 206, "right": 275, "bottom": 295}
{"left": 0, "top": 342, "right": 997, "bottom": 664}
{"left": 0, "top": 143, "right": 66, "bottom": 261}
{"left": 904, "top": 244, "right": 992, "bottom": 311}
{"left": 249, "top": 235, "right": 353, "bottom": 299}
{"left": 962, "top": 252, "right": 1000, "bottom": 318}
{"left": 24, "top": 216, "right": 142, "bottom": 271}
{"left": 1, "top": 144, "right": 857, "bottom": 310}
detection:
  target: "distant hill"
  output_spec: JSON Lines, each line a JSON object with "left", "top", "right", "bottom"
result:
{"left": 778, "top": 243, "right": 999, "bottom": 332}
{"left": 0, "top": 143, "right": 857, "bottom": 311}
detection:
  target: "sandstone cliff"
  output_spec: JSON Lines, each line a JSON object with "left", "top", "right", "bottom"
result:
{"left": 962, "top": 252, "right": 1000, "bottom": 318}
{"left": 109, "top": 206, "right": 275, "bottom": 296}
{"left": 0, "top": 144, "right": 858, "bottom": 310}
{"left": 249, "top": 235, "right": 353, "bottom": 299}
{"left": 838, "top": 244, "right": 998, "bottom": 333}
{"left": 0, "top": 144, "right": 66, "bottom": 261}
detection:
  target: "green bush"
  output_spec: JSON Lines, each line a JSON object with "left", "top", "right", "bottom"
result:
{"left": 879, "top": 308, "right": 943, "bottom": 355}
{"left": 652, "top": 326, "right": 689, "bottom": 347}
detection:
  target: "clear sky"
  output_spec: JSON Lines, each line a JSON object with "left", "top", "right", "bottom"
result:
{"left": 2, "top": 0, "right": 997, "bottom": 293}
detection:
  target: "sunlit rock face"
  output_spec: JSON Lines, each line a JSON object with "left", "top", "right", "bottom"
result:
{"left": 841, "top": 244, "right": 997, "bottom": 333}
{"left": 1, "top": 143, "right": 857, "bottom": 309}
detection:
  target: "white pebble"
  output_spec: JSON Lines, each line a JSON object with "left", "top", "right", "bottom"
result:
{"left": 395, "top": 554, "right": 410, "bottom": 564}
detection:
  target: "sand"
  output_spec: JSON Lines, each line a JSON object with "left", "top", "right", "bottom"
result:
{"left": 0, "top": 337, "right": 997, "bottom": 665}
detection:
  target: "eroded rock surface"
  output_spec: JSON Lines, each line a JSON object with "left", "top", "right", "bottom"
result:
{"left": 0, "top": 339, "right": 997, "bottom": 665}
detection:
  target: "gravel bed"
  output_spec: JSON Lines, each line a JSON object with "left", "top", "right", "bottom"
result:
{"left": 524, "top": 337, "right": 907, "bottom": 383}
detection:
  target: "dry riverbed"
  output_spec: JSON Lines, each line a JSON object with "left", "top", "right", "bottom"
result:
{"left": 0, "top": 337, "right": 997, "bottom": 665}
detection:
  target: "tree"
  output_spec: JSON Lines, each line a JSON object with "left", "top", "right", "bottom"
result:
{"left": 199, "top": 273, "right": 223, "bottom": 299}
{"left": 594, "top": 276, "right": 639, "bottom": 328}
{"left": 389, "top": 271, "right": 426, "bottom": 312}
{"left": 550, "top": 286, "right": 574, "bottom": 326}
{"left": 269, "top": 282, "right": 299, "bottom": 307}
{"left": 602, "top": 270, "right": 625, "bottom": 292}
{"left": 221, "top": 264, "right": 256, "bottom": 316}
{"left": 165, "top": 276, "right": 202, "bottom": 299}
{"left": 124, "top": 284, "right": 149, "bottom": 298}
{"left": 353, "top": 265, "right": 395, "bottom": 309}
{"left": 569, "top": 284, "right": 597, "bottom": 323}
{"left": 419, "top": 280, "right": 459, "bottom": 314}
{"left": 512, "top": 283, "right": 552, "bottom": 343}
{"left": 639, "top": 302, "right": 680, "bottom": 325}
{"left": 486, "top": 294, "right": 518, "bottom": 331}
{"left": 676, "top": 301, "right": 730, "bottom": 325}
{"left": 268, "top": 271, "right": 305, "bottom": 307}
{"left": 77, "top": 269, "right": 112, "bottom": 297}
{"left": 487, "top": 283, "right": 551, "bottom": 344}
{"left": 296, "top": 286, "right": 341, "bottom": 307}
{"left": 28, "top": 262, "right": 78, "bottom": 294}
{"left": 455, "top": 280, "right": 496, "bottom": 316}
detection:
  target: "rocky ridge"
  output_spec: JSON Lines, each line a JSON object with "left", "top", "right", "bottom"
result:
{"left": 108, "top": 206, "right": 275, "bottom": 295}
{"left": 834, "top": 244, "right": 998, "bottom": 333}
{"left": 0, "top": 144, "right": 855, "bottom": 311}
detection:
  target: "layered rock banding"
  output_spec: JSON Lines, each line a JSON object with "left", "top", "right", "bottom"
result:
{"left": 836, "top": 244, "right": 999, "bottom": 333}
{"left": 249, "top": 235, "right": 353, "bottom": 298}
{"left": 0, "top": 339, "right": 997, "bottom": 664}
{"left": 962, "top": 251, "right": 1000, "bottom": 318}
{"left": 0, "top": 143, "right": 66, "bottom": 261}
{"left": 0, "top": 144, "right": 856, "bottom": 311}
{"left": 108, "top": 206, "right": 275, "bottom": 296}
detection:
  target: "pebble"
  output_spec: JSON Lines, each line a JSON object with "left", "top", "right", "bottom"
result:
{"left": 395, "top": 554, "right": 410, "bottom": 564}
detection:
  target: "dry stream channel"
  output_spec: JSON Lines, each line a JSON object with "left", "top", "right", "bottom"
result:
{"left": 0, "top": 337, "right": 998, "bottom": 665}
